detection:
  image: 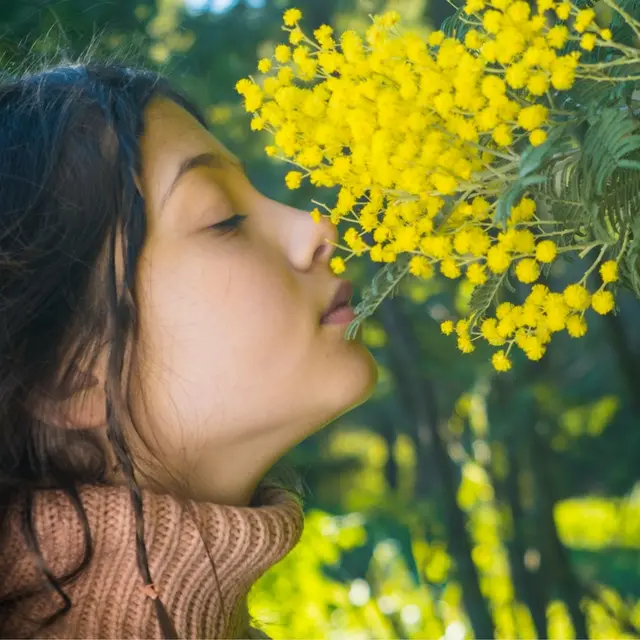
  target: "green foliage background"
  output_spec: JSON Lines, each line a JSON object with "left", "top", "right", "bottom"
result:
{"left": 2, "top": 0, "right": 640, "bottom": 637}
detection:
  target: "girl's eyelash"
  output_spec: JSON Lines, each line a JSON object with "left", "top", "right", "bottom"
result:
{"left": 209, "top": 213, "right": 247, "bottom": 233}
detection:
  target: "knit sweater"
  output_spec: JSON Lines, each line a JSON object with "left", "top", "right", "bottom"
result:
{"left": 0, "top": 484, "right": 304, "bottom": 638}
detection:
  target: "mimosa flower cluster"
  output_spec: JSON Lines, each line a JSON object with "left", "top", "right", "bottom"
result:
{"left": 237, "top": 2, "right": 639, "bottom": 371}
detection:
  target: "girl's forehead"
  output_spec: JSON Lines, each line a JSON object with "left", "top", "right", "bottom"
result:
{"left": 143, "top": 98, "right": 236, "bottom": 164}
{"left": 140, "top": 99, "right": 238, "bottom": 209}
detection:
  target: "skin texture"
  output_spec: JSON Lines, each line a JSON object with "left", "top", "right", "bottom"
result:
{"left": 62, "top": 98, "right": 377, "bottom": 505}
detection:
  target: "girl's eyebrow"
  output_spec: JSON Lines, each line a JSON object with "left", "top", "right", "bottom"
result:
{"left": 160, "top": 151, "right": 243, "bottom": 212}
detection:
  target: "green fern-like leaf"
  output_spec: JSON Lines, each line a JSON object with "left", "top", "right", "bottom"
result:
{"left": 609, "top": 0, "right": 640, "bottom": 48}
{"left": 346, "top": 255, "right": 410, "bottom": 340}
{"left": 441, "top": 5, "right": 475, "bottom": 42}
{"left": 468, "top": 272, "right": 508, "bottom": 325}
{"left": 533, "top": 153, "right": 596, "bottom": 233}
{"left": 579, "top": 107, "right": 640, "bottom": 198}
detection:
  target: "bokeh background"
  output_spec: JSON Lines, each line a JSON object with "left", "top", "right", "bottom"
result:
{"left": 2, "top": 1, "right": 640, "bottom": 638}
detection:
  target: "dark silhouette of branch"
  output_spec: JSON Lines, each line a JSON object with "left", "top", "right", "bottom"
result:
{"left": 378, "top": 297, "right": 496, "bottom": 639}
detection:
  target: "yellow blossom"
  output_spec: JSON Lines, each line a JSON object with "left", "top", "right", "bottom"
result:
{"left": 515, "top": 258, "right": 540, "bottom": 283}
{"left": 441, "top": 258, "right": 462, "bottom": 279}
{"left": 536, "top": 240, "right": 557, "bottom": 263}
{"left": 518, "top": 104, "right": 548, "bottom": 131}
{"left": 467, "top": 263, "right": 488, "bottom": 285}
{"left": 410, "top": 256, "right": 435, "bottom": 279}
{"left": 465, "top": 29, "right": 484, "bottom": 49}
{"left": 289, "top": 28, "right": 304, "bottom": 45}
{"left": 581, "top": 33, "right": 597, "bottom": 51}
{"left": 493, "top": 124, "right": 513, "bottom": 147}
{"left": 506, "top": 63, "right": 529, "bottom": 89}
{"left": 547, "top": 25, "right": 569, "bottom": 49}
{"left": 458, "top": 336, "right": 475, "bottom": 353}
{"left": 482, "top": 318, "right": 506, "bottom": 346}
{"left": 530, "top": 129, "right": 547, "bottom": 146}
{"left": 514, "top": 229, "right": 535, "bottom": 253}
{"left": 441, "top": 320, "right": 455, "bottom": 335}
{"left": 564, "top": 284, "right": 591, "bottom": 311}
{"left": 285, "top": 171, "right": 304, "bottom": 189}
{"left": 481, "top": 76, "right": 506, "bottom": 99}
{"left": 566, "top": 315, "right": 587, "bottom": 337}
{"left": 487, "top": 246, "right": 512, "bottom": 273}
{"left": 251, "top": 116, "right": 265, "bottom": 131}
{"left": 600, "top": 260, "right": 619, "bottom": 283}
{"left": 592, "top": 290, "right": 615, "bottom": 315}
{"left": 283, "top": 8, "right": 302, "bottom": 27}
{"left": 330, "top": 256, "right": 346, "bottom": 274}
{"left": 575, "top": 8, "right": 596, "bottom": 33}
{"left": 428, "top": 30, "right": 445, "bottom": 47}
{"left": 274, "top": 45, "right": 291, "bottom": 63}
{"left": 483, "top": 10, "right": 503, "bottom": 34}
{"left": 496, "top": 302, "right": 514, "bottom": 319}
{"left": 555, "top": 2, "right": 571, "bottom": 20}
{"left": 492, "top": 350, "right": 512, "bottom": 371}
{"left": 258, "top": 58, "right": 272, "bottom": 73}
{"left": 527, "top": 73, "right": 549, "bottom": 97}
{"left": 464, "top": 0, "right": 486, "bottom": 14}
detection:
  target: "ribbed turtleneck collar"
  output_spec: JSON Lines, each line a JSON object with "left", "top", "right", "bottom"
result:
{"left": 0, "top": 484, "right": 303, "bottom": 638}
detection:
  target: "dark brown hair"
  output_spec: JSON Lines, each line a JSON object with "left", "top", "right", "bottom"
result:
{"left": 0, "top": 62, "right": 208, "bottom": 638}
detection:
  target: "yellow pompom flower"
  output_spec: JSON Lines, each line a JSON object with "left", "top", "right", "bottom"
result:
{"left": 600, "top": 260, "right": 619, "bottom": 283}
{"left": 467, "top": 263, "right": 488, "bottom": 285}
{"left": 441, "top": 320, "right": 455, "bottom": 335}
{"left": 575, "top": 8, "right": 596, "bottom": 33}
{"left": 564, "top": 284, "right": 591, "bottom": 311}
{"left": 458, "top": 336, "right": 475, "bottom": 353}
{"left": 428, "top": 30, "right": 445, "bottom": 47}
{"left": 289, "top": 28, "right": 304, "bottom": 45}
{"left": 409, "top": 256, "right": 434, "bottom": 279}
{"left": 492, "top": 350, "right": 512, "bottom": 372}
{"left": 487, "top": 246, "right": 512, "bottom": 273}
{"left": 251, "top": 116, "right": 265, "bottom": 131}
{"left": 283, "top": 8, "right": 302, "bottom": 27}
{"left": 530, "top": 129, "right": 548, "bottom": 146}
{"left": 580, "top": 33, "right": 597, "bottom": 51}
{"left": 527, "top": 73, "right": 550, "bottom": 97}
{"left": 492, "top": 124, "right": 513, "bottom": 147}
{"left": 441, "top": 258, "right": 462, "bottom": 279}
{"left": 600, "top": 28, "right": 613, "bottom": 41}
{"left": 591, "top": 290, "right": 615, "bottom": 315}
{"left": 518, "top": 104, "right": 549, "bottom": 131}
{"left": 481, "top": 76, "right": 506, "bottom": 99}
{"left": 555, "top": 2, "right": 571, "bottom": 20}
{"left": 482, "top": 319, "right": 506, "bottom": 346}
{"left": 330, "top": 256, "right": 346, "bottom": 275}
{"left": 566, "top": 315, "right": 587, "bottom": 337}
{"left": 536, "top": 240, "right": 557, "bottom": 263}
{"left": 514, "top": 229, "right": 535, "bottom": 253}
{"left": 547, "top": 25, "right": 569, "bottom": 49}
{"left": 274, "top": 45, "right": 291, "bottom": 63}
{"left": 464, "top": 0, "right": 486, "bottom": 14}
{"left": 483, "top": 10, "right": 503, "bottom": 34}
{"left": 515, "top": 258, "right": 540, "bottom": 283}
{"left": 285, "top": 171, "right": 304, "bottom": 189}
{"left": 258, "top": 58, "right": 272, "bottom": 73}
{"left": 506, "top": 63, "right": 529, "bottom": 89}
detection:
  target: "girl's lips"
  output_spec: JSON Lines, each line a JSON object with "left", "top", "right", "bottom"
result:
{"left": 321, "top": 305, "right": 356, "bottom": 325}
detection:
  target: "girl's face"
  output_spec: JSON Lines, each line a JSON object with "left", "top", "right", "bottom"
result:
{"left": 123, "top": 99, "right": 376, "bottom": 504}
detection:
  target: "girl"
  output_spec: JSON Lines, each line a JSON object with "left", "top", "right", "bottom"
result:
{"left": 0, "top": 63, "right": 376, "bottom": 638}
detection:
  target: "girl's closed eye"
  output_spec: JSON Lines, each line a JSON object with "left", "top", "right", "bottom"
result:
{"left": 209, "top": 212, "right": 248, "bottom": 235}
